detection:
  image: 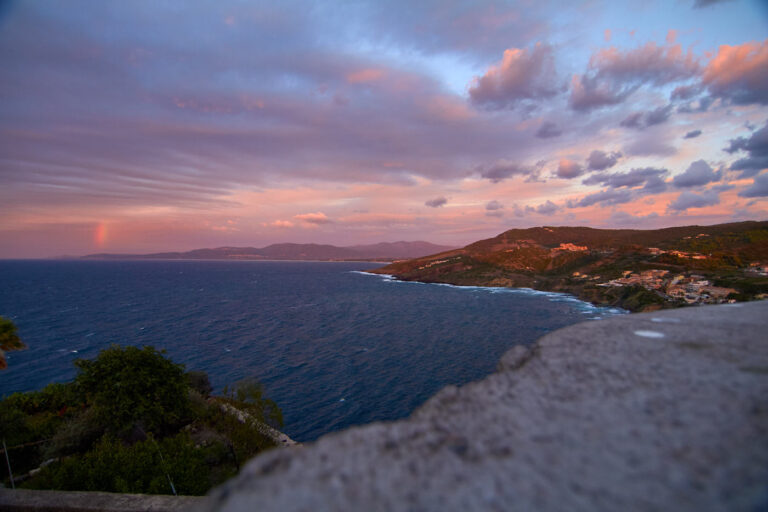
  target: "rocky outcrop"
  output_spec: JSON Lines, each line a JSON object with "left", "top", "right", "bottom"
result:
{"left": 200, "top": 301, "right": 768, "bottom": 512}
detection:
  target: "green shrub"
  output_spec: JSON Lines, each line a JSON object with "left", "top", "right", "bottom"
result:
{"left": 74, "top": 345, "right": 190, "bottom": 437}
{"left": 187, "top": 371, "right": 213, "bottom": 398}
{"left": 223, "top": 378, "right": 283, "bottom": 430}
{"left": 24, "top": 433, "right": 210, "bottom": 495}
{"left": 0, "top": 316, "right": 24, "bottom": 352}
{"left": 0, "top": 316, "right": 25, "bottom": 369}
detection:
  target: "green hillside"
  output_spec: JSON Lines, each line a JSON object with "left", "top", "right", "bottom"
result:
{"left": 374, "top": 221, "right": 768, "bottom": 312}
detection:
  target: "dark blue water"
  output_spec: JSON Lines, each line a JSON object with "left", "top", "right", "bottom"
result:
{"left": 0, "top": 260, "right": 623, "bottom": 441}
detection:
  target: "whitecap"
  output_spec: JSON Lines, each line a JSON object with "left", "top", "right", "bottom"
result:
{"left": 634, "top": 330, "right": 665, "bottom": 339}
{"left": 651, "top": 317, "right": 681, "bottom": 323}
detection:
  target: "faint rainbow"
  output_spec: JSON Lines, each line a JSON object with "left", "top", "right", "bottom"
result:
{"left": 94, "top": 222, "right": 108, "bottom": 247}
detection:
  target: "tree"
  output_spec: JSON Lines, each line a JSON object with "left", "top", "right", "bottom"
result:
{"left": 74, "top": 345, "right": 190, "bottom": 437}
{"left": 0, "top": 316, "right": 25, "bottom": 370}
{"left": 224, "top": 378, "right": 283, "bottom": 430}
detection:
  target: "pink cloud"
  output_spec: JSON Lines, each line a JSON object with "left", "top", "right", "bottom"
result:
{"left": 571, "top": 42, "right": 700, "bottom": 111}
{"left": 264, "top": 220, "right": 295, "bottom": 228}
{"left": 294, "top": 212, "right": 332, "bottom": 224}
{"left": 702, "top": 39, "right": 768, "bottom": 105}
{"left": 556, "top": 159, "right": 585, "bottom": 179}
{"left": 589, "top": 42, "right": 699, "bottom": 84}
{"left": 468, "top": 43, "right": 560, "bottom": 109}
{"left": 346, "top": 68, "right": 385, "bottom": 84}
{"left": 423, "top": 95, "right": 475, "bottom": 122}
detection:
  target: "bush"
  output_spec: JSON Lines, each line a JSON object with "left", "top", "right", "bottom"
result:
{"left": 25, "top": 433, "right": 210, "bottom": 495}
{"left": 187, "top": 371, "right": 213, "bottom": 398}
{"left": 223, "top": 378, "right": 283, "bottom": 430}
{"left": 74, "top": 345, "right": 190, "bottom": 437}
{"left": 0, "top": 316, "right": 25, "bottom": 369}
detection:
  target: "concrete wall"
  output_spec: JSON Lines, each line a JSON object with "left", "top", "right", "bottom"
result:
{"left": 0, "top": 488, "right": 202, "bottom": 512}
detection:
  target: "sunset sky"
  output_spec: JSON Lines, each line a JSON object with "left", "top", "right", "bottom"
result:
{"left": 1, "top": 0, "right": 767, "bottom": 258}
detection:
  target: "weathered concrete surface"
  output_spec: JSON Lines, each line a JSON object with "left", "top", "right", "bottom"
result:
{"left": 0, "top": 488, "right": 203, "bottom": 512}
{"left": 201, "top": 301, "right": 768, "bottom": 512}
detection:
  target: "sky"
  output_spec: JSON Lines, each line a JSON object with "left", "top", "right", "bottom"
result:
{"left": 1, "top": 0, "right": 767, "bottom": 258}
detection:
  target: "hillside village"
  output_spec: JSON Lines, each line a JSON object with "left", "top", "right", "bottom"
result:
{"left": 377, "top": 222, "right": 768, "bottom": 312}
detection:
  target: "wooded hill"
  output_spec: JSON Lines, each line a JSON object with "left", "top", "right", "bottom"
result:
{"left": 82, "top": 241, "right": 455, "bottom": 262}
{"left": 373, "top": 221, "right": 768, "bottom": 312}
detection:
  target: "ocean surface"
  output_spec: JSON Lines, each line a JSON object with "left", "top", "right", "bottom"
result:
{"left": 0, "top": 260, "right": 624, "bottom": 441}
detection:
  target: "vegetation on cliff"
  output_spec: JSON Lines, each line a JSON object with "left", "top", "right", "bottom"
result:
{"left": 0, "top": 316, "right": 25, "bottom": 370}
{"left": 374, "top": 221, "right": 768, "bottom": 312}
{"left": 0, "top": 345, "right": 283, "bottom": 495}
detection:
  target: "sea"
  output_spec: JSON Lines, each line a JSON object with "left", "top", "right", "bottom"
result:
{"left": 0, "top": 260, "right": 624, "bottom": 441}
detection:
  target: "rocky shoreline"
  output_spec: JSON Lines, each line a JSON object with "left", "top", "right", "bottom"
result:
{"left": 368, "top": 267, "right": 664, "bottom": 313}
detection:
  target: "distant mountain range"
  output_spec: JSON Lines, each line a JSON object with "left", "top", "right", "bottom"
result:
{"left": 82, "top": 241, "right": 456, "bottom": 262}
{"left": 373, "top": 221, "right": 768, "bottom": 312}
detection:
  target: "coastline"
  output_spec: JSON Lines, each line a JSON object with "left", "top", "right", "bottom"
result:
{"left": 354, "top": 269, "right": 628, "bottom": 315}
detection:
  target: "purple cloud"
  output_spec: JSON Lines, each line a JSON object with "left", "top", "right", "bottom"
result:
{"left": 625, "top": 133, "right": 677, "bottom": 157}
{"left": 620, "top": 112, "right": 644, "bottom": 129}
{"left": 485, "top": 200, "right": 505, "bottom": 217}
{"left": 295, "top": 212, "right": 333, "bottom": 224}
{"left": 349, "top": 0, "right": 549, "bottom": 60}
{"left": 672, "top": 160, "right": 722, "bottom": 188}
{"left": 586, "top": 150, "right": 622, "bottom": 171}
{"left": 569, "top": 188, "right": 634, "bottom": 208}
{"left": 645, "top": 105, "right": 673, "bottom": 126}
{"left": 570, "top": 42, "right": 700, "bottom": 111}
{"left": 683, "top": 129, "right": 702, "bottom": 139}
{"left": 703, "top": 39, "right": 768, "bottom": 105}
{"left": 668, "top": 190, "right": 720, "bottom": 211}
{"left": 535, "top": 121, "right": 562, "bottom": 139}
{"left": 726, "top": 121, "right": 768, "bottom": 177}
{"left": 425, "top": 196, "right": 448, "bottom": 208}
{"left": 620, "top": 105, "right": 673, "bottom": 130}
{"left": 531, "top": 200, "right": 560, "bottom": 215}
{"left": 738, "top": 173, "right": 768, "bottom": 198}
{"left": 570, "top": 74, "right": 634, "bottom": 111}
{"left": 557, "top": 159, "right": 585, "bottom": 179}
{"left": 478, "top": 160, "right": 537, "bottom": 183}
{"left": 583, "top": 167, "right": 669, "bottom": 189}
{"left": 608, "top": 210, "right": 659, "bottom": 226}
{"left": 670, "top": 84, "right": 701, "bottom": 100}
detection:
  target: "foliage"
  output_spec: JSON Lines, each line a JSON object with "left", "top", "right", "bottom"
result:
{"left": 24, "top": 433, "right": 210, "bottom": 495}
{"left": 43, "top": 408, "right": 104, "bottom": 459}
{"left": 0, "top": 316, "right": 24, "bottom": 352}
{"left": 0, "top": 382, "right": 82, "bottom": 447}
{"left": 74, "top": 345, "right": 190, "bottom": 437}
{"left": 0, "top": 315, "right": 25, "bottom": 369}
{"left": 223, "top": 378, "right": 283, "bottom": 430}
{"left": 2, "top": 382, "right": 81, "bottom": 415}
{"left": 187, "top": 370, "right": 213, "bottom": 398}
{"left": 1, "top": 347, "right": 284, "bottom": 495}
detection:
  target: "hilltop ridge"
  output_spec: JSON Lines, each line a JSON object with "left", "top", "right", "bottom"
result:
{"left": 82, "top": 241, "right": 456, "bottom": 262}
{"left": 373, "top": 221, "right": 768, "bottom": 312}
